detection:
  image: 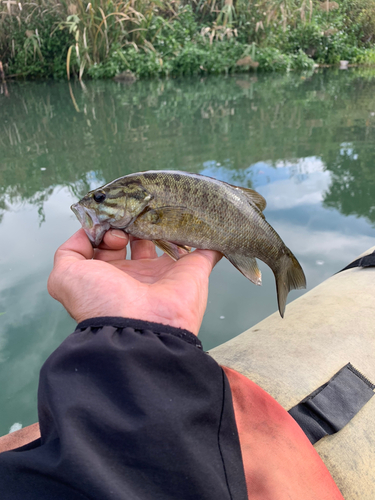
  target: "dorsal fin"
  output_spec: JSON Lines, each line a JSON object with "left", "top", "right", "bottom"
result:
{"left": 235, "top": 186, "right": 267, "bottom": 212}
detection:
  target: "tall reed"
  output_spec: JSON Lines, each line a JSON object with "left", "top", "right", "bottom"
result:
{"left": 0, "top": 0, "right": 178, "bottom": 78}
{"left": 58, "top": 0, "right": 150, "bottom": 79}
{"left": 2, "top": 0, "right": 375, "bottom": 79}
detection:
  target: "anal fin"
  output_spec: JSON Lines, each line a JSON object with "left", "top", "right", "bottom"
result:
{"left": 225, "top": 253, "right": 262, "bottom": 286}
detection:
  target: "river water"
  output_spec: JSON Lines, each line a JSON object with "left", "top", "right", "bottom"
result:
{"left": 1, "top": 69, "right": 375, "bottom": 435}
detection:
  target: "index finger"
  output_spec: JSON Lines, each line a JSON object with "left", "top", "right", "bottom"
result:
{"left": 130, "top": 236, "right": 158, "bottom": 260}
{"left": 184, "top": 249, "right": 223, "bottom": 275}
{"left": 94, "top": 229, "right": 129, "bottom": 262}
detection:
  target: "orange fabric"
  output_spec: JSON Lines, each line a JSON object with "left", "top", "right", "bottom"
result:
{"left": 223, "top": 366, "right": 344, "bottom": 500}
{"left": 0, "top": 423, "right": 40, "bottom": 453}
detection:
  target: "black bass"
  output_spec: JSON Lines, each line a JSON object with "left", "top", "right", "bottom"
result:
{"left": 71, "top": 170, "right": 306, "bottom": 317}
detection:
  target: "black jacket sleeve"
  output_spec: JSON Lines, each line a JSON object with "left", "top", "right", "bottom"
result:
{"left": 0, "top": 317, "right": 248, "bottom": 500}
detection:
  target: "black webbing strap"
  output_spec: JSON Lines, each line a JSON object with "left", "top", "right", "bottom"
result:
{"left": 288, "top": 363, "right": 375, "bottom": 444}
{"left": 338, "top": 250, "right": 375, "bottom": 273}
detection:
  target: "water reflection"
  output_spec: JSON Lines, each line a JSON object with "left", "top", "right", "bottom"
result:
{"left": 1, "top": 70, "right": 375, "bottom": 436}
{"left": 1, "top": 70, "right": 375, "bottom": 224}
{"left": 322, "top": 142, "right": 375, "bottom": 223}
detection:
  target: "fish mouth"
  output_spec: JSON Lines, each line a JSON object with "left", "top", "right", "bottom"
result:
{"left": 71, "top": 203, "right": 110, "bottom": 247}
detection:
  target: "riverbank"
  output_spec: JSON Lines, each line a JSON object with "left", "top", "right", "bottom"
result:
{"left": 1, "top": 0, "right": 375, "bottom": 80}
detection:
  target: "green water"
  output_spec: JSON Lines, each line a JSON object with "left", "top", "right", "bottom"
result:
{"left": 1, "top": 69, "right": 375, "bottom": 436}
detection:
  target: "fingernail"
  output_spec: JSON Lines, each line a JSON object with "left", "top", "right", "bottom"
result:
{"left": 110, "top": 229, "right": 127, "bottom": 239}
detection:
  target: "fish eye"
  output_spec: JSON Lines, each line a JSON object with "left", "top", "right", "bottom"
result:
{"left": 93, "top": 192, "right": 106, "bottom": 203}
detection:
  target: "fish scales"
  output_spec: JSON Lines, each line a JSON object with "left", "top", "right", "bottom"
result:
{"left": 71, "top": 170, "right": 306, "bottom": 317}
{"left": 131, "top": 172, "right": 265, "bottom": 250}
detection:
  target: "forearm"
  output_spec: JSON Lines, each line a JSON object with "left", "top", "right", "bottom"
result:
{"left": 0, "top": 317, "right": 247, "bottom": 500}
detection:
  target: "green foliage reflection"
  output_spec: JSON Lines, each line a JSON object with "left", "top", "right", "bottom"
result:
{"left": 322, "top": 143, "right": 375, "bottom": 222}
{"left": 1, "top": 69, "right": 375, "bottom": 224}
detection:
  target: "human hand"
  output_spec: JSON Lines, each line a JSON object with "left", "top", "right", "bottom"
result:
{"left": 47, "top": 229, "right": 222, "bottom": 336}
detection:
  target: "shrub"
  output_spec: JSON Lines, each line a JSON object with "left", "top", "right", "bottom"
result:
{"left": 1, "top": 0, "right": 375, "bottom": 80}
{"left": 342, "top": 0, "right": 375, "bottom": 45}
{"left": 0, "top": 6, "right": 70, "bottom": 79}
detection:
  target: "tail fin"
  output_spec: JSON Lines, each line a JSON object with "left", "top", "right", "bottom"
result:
{"left": 274, "top": 249, "right": 306, "bottom": 318}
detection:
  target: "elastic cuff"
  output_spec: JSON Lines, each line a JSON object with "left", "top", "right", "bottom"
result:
{"left": 75, "top": 316, "right": 202, "bottom": 349}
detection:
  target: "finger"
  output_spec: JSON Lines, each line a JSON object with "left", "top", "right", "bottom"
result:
{"left": 48, "top": 229, "right": 94, "bottom": 301}
{"left": 130, "top": 237, "right": 158, "bottom": 260}
{"left": 186, "top": 249, "right": 223, "bottom": 275}
{"left": 53, "top": 228, "right": 94, "bottom": 266}
{"left": 101, "top": 229, "right": 129, "bottom": 250}
{"left": 94, "top": 230, "right": 129, "bottom": 262}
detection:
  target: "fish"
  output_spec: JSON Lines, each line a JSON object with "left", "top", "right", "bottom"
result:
{"left": 71, "top": 170, "right": 306, "bottom": 317}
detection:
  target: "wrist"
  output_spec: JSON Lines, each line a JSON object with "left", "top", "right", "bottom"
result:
{"left": 72, "top": 304, "right": 201, "bottom": 336}
{"left": 75, "top": 317, "right": 201, "bottom": 348}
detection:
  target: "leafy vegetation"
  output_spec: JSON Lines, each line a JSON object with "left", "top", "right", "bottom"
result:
{"left": 1, "top": 0, "right": 375, "bottom": 80}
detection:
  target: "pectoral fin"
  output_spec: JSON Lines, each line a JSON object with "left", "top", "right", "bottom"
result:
{"left": 153, "top": 240, "right": 191, "bottom": 261}
{"left": 225, "top": 253, "right": 262, "bottom": 286}
{"left": 145, "top": 206, "right": 210, "bottom": 232}
{"left": 151, "top": 206, "right": 194, "bottom": 225}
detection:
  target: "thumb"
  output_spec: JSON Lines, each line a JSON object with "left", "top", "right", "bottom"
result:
{"left": 48, "top": 229, "right": 93, "bottom": 300}
{"left": 53, "top": 228, "right": 94, "bottom": 266}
